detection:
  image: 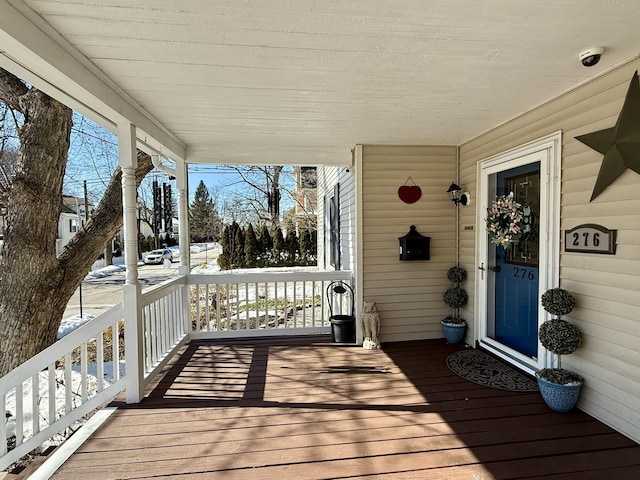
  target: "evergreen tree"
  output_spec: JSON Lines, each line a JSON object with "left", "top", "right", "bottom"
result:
{"left": 300, "top": 229, "right": 317, "bottom": 265}
{"left": 233, "top": 223, "right": 246, "bottom": 268}
{"left": 244, "top": 223, "right": 260, "bottom": 267}
{"left": 217, "top": 224, "right": 232, "bottom": 270}
{"left": 189, "top": 180, "right": 222, "bottom": 242}
{"left": 260, "top": 224, "right": 273, "bottom": 266}
{"left": 272, "top": 226, "right": 286, "bottom": 266}
{"left": 285, "top": 229, "right": 299, "bottom": 266}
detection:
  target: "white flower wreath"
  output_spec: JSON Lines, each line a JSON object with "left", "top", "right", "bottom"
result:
{"left": 486, "top": 193, "right": 525, "bottom": 249}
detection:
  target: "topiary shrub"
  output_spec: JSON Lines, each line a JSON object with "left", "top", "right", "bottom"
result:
{"left": 541, "top": 288, "right": 575, "bottom": 317}
{"left": 446, "top": 266, "right": 466, "bottom": 284}
{"left": 443, "top": 287, "right": 468, "bottom": 309}
{"left": 538, "top": 319, "right": 582, "bottom": 355}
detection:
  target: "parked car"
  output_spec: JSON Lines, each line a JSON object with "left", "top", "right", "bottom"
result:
{"left": 144, "top": 249, "right": 174, "bottom": 264}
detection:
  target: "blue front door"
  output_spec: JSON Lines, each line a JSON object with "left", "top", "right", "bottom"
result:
{"left": 491, "top": 165, "right": 540, "bottom": 358}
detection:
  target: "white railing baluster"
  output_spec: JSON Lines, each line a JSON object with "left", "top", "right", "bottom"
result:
{"left": 215, "top": 285, "right": 221, "bottom": 332}
{"left": 245, "top": 282, "right": 249, "bottom": 330}
{"left": 48, "top": 364, "right": 56, "bottom": 426}
{"left": 264, "top": 281, "right": 268, "bottom": 329}
{"left": 96, "top": 331, "right": 104, "bottom": 393}
{"left": 252, "top": 282, "right": 260, "bottom": 330}
{"left": 64, "top": 353, "right": 72, "bottom": 414}
{"left": 194, "top": 284, "right": 200, "bottom": 333}
{"left": 15, "top": 383, "right": 23, "bottom": 447}
{"left": 160, "top": 297, "right": 166, "bottom": 355}
{"left": 169, "top": 291, "right": 176, "bottom": 344}
{"left": 234, "top": 282, "right": 239, "bottom": 331}
{"left": 112, "top": 322, "right": 119, "bottom": 382}
{"left": 302, "top": 281, "right": 308, "bottom": 328}
{"left": 0, "top": 394, "right": 6, "bottom": 456}
{"left": 311, "top": 280, "right": 316, "bottom": 327}
{"left": 31, "top": 373, "right": 39, "bottom": 436}
{"left": 81, "top": 342, "right": 88, "bottom": 403}
{"left": 144, "top": 305, "right": 151, "bottom": 372}
{"left": 225, "top": 283, "right": 231, "bottom": 331}
{"left": 275, "top": 281, "right": 280, "bottom": 328}
{"left": 201, "top": 284, "right": 207, "bottom": 332}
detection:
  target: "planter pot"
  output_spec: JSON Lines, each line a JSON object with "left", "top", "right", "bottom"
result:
{"left": 536, "top": 375, "right": 583, "bottom": 412}
{"left": 441, "top": 321, "right": 466, "bottom": 344}
{"left": 330, "top": 315, "right": 356, "bottom": 343}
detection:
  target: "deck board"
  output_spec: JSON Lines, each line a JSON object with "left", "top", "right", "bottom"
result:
{"left": 49, "top": 337, "right": 640, "bottom": 479}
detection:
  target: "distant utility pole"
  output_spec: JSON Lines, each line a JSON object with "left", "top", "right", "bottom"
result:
{"left": 83, "top": 180, "right": 89, "bottom": 223}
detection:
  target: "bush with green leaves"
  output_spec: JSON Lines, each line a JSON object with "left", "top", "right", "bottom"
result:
{"left": 541, "top": 288, "right": 575, "bottom": 318}
{"left": 539, "top": 318, "right": 582, "bottom": 355}
{"left": 443, "top": 287, "right": 467, "bottom": 309}
{"left": 447, "top": 266, "right": 466, "bottom": 284}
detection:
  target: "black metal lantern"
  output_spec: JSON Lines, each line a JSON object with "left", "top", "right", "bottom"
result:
{"left": 398, "top": 225, "right": 430, "bottom": 261}
{"left": 447, "top": 182, "right": 471, "bottom": 206}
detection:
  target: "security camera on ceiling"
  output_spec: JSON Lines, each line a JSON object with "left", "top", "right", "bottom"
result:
{"left": 579, "top": 47, "right": 604, "bottom": 67}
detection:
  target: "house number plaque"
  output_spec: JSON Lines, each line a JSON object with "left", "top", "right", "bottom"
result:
{"left": 564, "top": 224, "right": 617, "bottom": 255}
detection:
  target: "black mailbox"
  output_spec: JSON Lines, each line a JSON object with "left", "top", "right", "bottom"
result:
{"left": 398, "top": 225, "right": 430, "bottom": 261}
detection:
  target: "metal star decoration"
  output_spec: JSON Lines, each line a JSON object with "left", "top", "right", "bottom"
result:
{"left": 575, "top": 71, "right": 640, "bottom": 201}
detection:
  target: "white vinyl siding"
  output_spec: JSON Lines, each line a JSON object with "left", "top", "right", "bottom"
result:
{"left": 317, "top": 166, "right": 356, "bottom": 273}
{"left": 361, "top": 145, "right": 457, "bottom": 343}
{"left": 460, "top": 59, "right": 640, "bottom": 444}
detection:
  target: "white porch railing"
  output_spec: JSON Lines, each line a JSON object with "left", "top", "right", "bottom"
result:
{"left": 0, "top": 269, "right": 353, "bottom": 471}
{"left": 189, "top": 270, "right": 353, "bottom": 338}
{"left": 0, "top": 303, "right": 125, "bottom": 471}
{"left": 138, "top": 277, "right": 190, "bottom": 393}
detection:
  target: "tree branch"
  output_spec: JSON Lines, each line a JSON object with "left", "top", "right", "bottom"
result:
{"left": 0, "top": 67, "right": 29, "bottom": 113}
{"left": 57, "top": 151, "right": 154, "bottom": 281}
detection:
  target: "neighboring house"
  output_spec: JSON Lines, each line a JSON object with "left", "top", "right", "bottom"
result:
{"left": 289, "top": 166, "right": 318, "bottom": 233}
{"left": 56, "top": 196, "right": 94, "bottom": 255}
{"left": 319, "top": 61, "right": 640, "bottom": 445}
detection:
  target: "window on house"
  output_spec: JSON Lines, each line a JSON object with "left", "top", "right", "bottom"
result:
{"left": 69, "top": 219, "right": 78, "bottom": 233}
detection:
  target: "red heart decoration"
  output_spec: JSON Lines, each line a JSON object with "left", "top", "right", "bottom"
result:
{"left": 398, "top": 185, "right": 422, "bottom": 204}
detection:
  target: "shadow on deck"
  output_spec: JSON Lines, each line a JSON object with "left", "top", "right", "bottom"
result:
{"left": 49, "top": 337, "right": 640, "bottom": 479}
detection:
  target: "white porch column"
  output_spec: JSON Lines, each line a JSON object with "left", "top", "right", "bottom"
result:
{"left": 176, "top": 159, "right": 191, "bottom": 275}
{"left": 119, "top": 122, "right": 144, "bottom": 404}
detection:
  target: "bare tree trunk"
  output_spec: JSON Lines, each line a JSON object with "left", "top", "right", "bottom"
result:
{"left": 0, "top": 68, "right": 153, "bottom": 376}
{"left": 267, "top": 166, "right": 282, "bottom": 226}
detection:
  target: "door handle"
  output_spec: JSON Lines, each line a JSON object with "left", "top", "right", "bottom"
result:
{"left": 489, "top": 265, "right": 501, "bottom": 273}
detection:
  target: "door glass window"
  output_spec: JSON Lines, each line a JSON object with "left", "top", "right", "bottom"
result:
{"left": 503, "top": 172, "right": 540, "bottom": 267}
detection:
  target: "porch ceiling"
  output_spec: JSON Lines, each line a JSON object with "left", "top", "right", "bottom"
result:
{"left": 3, "top": 0, "right": 640, "bottom": 166}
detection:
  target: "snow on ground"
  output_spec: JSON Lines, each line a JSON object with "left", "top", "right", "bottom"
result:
{"left": 57, "top": 314, "right": 96, "bottom": 339}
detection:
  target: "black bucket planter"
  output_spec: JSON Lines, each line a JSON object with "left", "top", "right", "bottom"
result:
{"left": 327, "top": 281, "right": 356, "bottom": 344}
{"left": 330, "top": 314, "right": 356, "bottom": 343}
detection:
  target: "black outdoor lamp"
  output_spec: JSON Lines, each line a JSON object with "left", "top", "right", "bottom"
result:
{"left": 447, "top": 182, "right": 471, "bottom": 206}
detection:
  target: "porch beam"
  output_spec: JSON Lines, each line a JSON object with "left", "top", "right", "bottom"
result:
{"left": 0, "top": 0, "right": 187, "bottom": 162}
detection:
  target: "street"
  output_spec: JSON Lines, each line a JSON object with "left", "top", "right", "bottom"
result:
{"left": 63, "top": 247, "right": 217, "bottom": 319}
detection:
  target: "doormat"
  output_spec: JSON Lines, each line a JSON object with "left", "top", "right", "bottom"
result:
{"left": 446, "top": 349, "right": 539, "bottom": 392}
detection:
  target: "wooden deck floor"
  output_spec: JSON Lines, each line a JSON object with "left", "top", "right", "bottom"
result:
{"left": 50, "top": 337, "right": 640, "bottom": 479}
